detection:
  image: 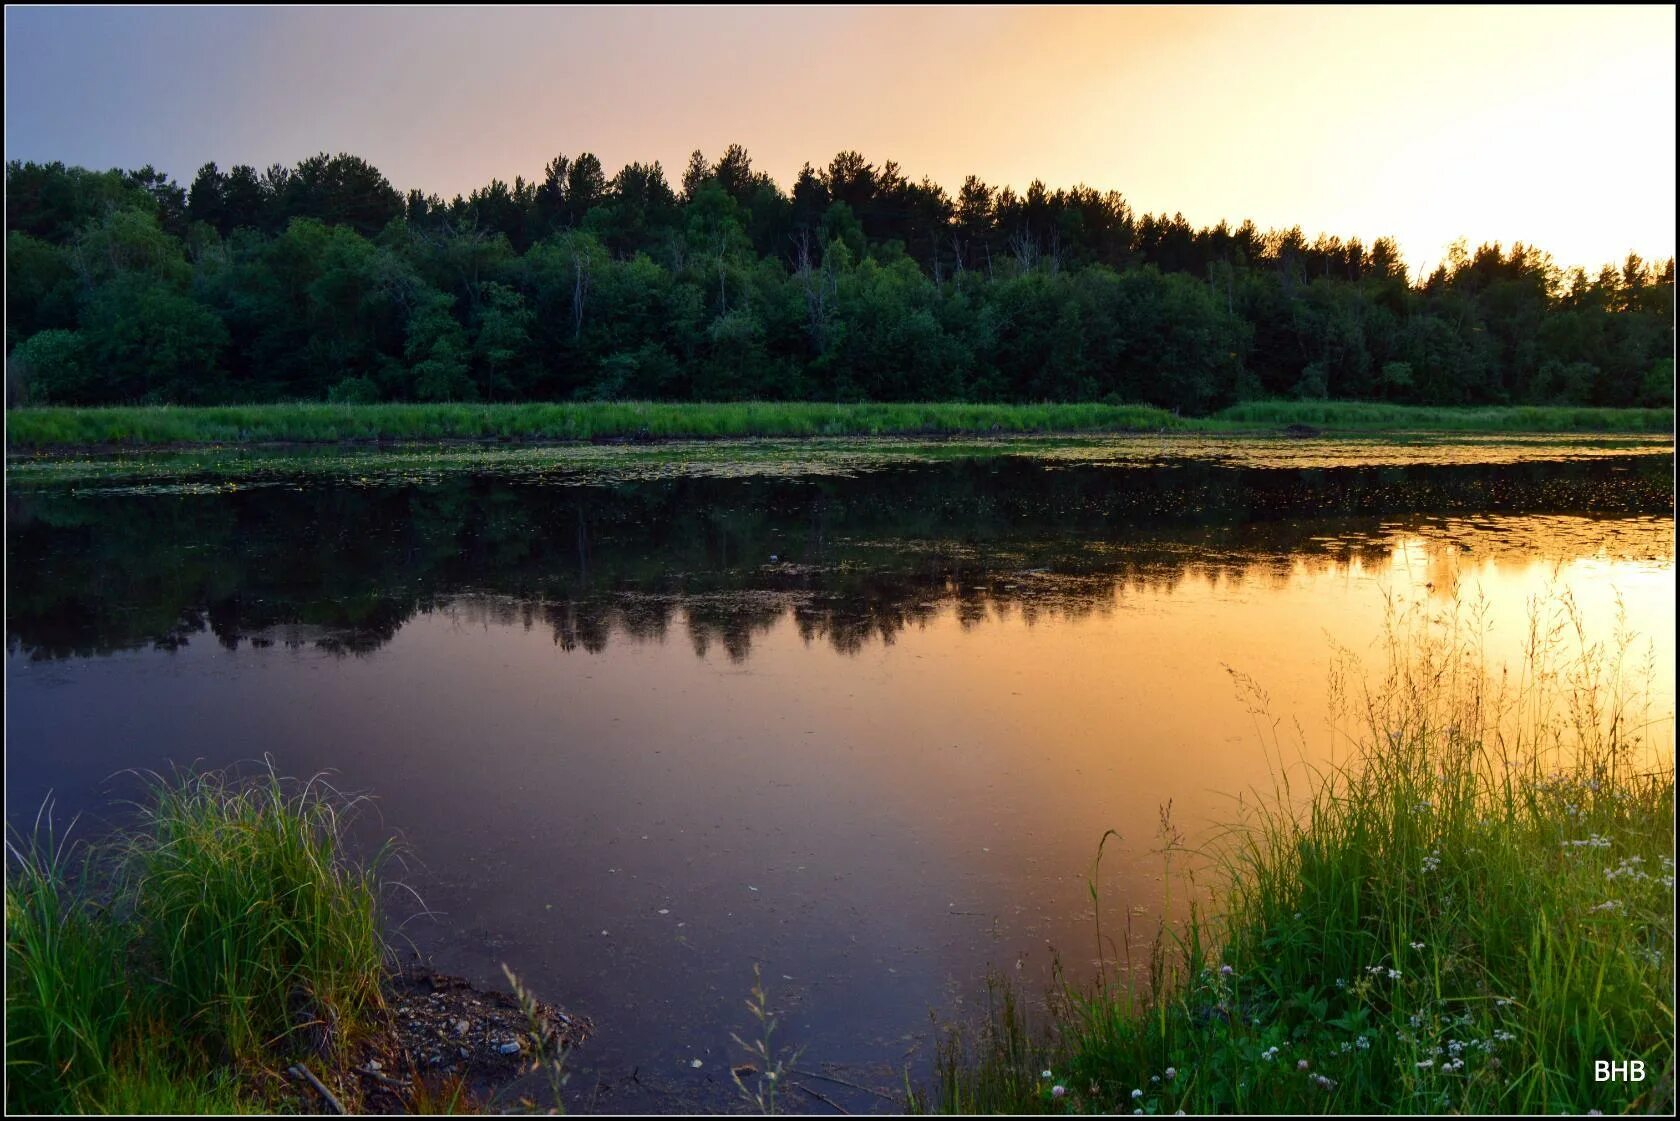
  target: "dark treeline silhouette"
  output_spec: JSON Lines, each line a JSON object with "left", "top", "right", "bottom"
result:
{"left": 6, "top": 148, "right": 1674, "bottom": 411}
{"left": 8, "top": 454, "right": 1669, "bottom": 661}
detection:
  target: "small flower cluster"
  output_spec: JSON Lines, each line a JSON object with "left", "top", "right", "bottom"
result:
{"left": 1260, "top": 1044, "right": 1281, "bottom": 1062}
{"left": 1366, "top": 963, "right": 1402, "bottom": 981}
{"left": 1562, "top": 834, "right": 1612, "bottom": 850}
{"left": 1603, "top": 854, "right": 1646, "bottom": 880}
{"left": 1420, "top": 849, "right": 1442, "bottom": 874}
{"left": 1603, "top": 853, "right": 1673, "bottom": 889}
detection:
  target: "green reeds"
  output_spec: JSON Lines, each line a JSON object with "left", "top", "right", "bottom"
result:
{"left": 3, "top": 401, "right": 1186, "bottom": 448}
{"left": 121, "top": 768, "right": 390, "bottom": 1063}
{"left": 1210, "top": 399, "right": 1673, "bottom": 434}
{"left": 925, "top": 588, "right": 1674, "bottom": 1114}
{"left": 4, "top": 810, "right": 133, "bottom": 1112}
{"left": 7, "top": 399, "right": 1667, "bottom": 449}
{"left": 4, "top": 763, "right": 392, "bottom": 1113}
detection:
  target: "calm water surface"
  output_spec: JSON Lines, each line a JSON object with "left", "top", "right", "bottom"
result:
{"left": 7, "top": 437, "right": 1674, "bottom": 1111}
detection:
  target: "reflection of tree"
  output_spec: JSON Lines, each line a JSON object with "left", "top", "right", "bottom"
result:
{"left": 6, "top": 456, "right": 1670, "bottom": 661}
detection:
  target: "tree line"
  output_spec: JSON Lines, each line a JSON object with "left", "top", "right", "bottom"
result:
{"left": 5, "top": 147, "right": 1673, "bottom": 411}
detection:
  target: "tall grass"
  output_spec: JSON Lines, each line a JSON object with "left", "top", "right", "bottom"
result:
{"left": 4, "top": 764, "right": 391, "bottom": 1114}
{"left": 1211, "top": 399, "right": 1673, "bottom": 434}
{"left": 4, "top": 812, "right": 132, "bottom": 1112}
{"left": 122, "top": 769, "right": 389, "bottom": 1063}
{"left": 3, "top": 401, "right": 1186, "bottom": 448}
{"left": 922, "top": 590, "right": 1674, "bottom": 1114}
{"left": 6, "top": 399, "right": 1669, "bottom": 449}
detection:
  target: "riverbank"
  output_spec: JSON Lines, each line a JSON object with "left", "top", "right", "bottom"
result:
{"left": 3, "top": 765, "right": 584, "bottom": 1114}
{"left": 5, "top": 400, "right": 1672, "bottom": 450}
{"left": 921, "top": 595, "right": 1675, "bottom": 1115}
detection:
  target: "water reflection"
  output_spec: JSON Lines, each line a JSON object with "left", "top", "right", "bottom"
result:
{"left": 6, "top": 456, "right": 1671, "bottom": 661}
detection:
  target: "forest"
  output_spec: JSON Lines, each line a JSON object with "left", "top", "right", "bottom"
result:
{"left": 5, "top": 147, "right": 1674, "bottom": 412}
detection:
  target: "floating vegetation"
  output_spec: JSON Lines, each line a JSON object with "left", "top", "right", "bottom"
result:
{"left": 6, "top": 432, "right": 1672, "bottom": 492}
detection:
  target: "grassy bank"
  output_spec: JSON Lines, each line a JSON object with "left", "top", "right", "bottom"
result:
{"left": 4, "top": 401, "right": 1181, "bottom": 448}
{"left": 923, "top": 594, "right": 1675, "bottom": 1115}
{"left": 5, "top": 400, "right": 1672, "bottom": 449}
{"left": 5, "top": 767, "right": 391, "bottom": 1114}
{"left": 1214, "top": 400, "right": 1674, "bottom": 434}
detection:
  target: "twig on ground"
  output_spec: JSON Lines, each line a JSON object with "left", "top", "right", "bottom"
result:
{"left": 288, "top": 1062, "right": 347, "bottom": 1114}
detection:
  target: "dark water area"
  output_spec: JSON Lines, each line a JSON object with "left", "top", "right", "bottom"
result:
{"left": 6, "top": 444, "right": 1675, "bottom": 1111}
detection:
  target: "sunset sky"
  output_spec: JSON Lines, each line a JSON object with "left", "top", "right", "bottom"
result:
{"left": 5, "top": 5, "right": 1674, "bottom": 276}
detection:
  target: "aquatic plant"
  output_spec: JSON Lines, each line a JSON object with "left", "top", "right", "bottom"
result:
{"left": 730, "top": 963, "right": 805, "bottom": 1116}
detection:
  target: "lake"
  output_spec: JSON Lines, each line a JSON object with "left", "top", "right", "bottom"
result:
{"left": 6, "top": 434, "right": 1674, "bottom": 1112}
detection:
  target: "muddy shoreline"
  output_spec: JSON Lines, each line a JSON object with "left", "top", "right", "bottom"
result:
{"left": 282, "top": 962, "right": 593, "bottom": 1114}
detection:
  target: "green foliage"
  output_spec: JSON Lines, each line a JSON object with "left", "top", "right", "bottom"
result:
{"left": 5, "top": 400, "right": 1195, "bottom": 446}
{"left": 1638, "top": 359, "right": 1673, "bottom": 408}
{"left": 922, "top": 593, "right": 1675, "bottom": 1115}
{"left": 6, "top": 160, "right": 156, "bottom": 242}
{"left": 4, "top": 400, "right": 1668, "bottom": 449}
{"left": 1210, "top": 399, "right": 1672, "bottom": 433}
{"left": 327, "top": 375, "right": 381, "bottom": 404}
{"left": 8, "top": 328, "right": 93, "bottom": 404}
{"left": 122, "top": 769, "right": 389, "bottom": 1063}
{"left": 5, "top": 766, "right": 391, "bottom": 1113}
{"left": 83, "top": 275, "right": 230, "bottom": 403}
{"left": 5, "top": 822, "right": 133, "bottom": 1112}
{"left": 4, "top": 154, "right": 1674, "bottom": 412}
{"left": 6, "top": 231, "right": 78, "bottom": 343}
{"left": 1380, "top": 361, "right": 1414, "bottom": 396}
{"left": 405, "top": 293, "right": 474, "bottom": 401}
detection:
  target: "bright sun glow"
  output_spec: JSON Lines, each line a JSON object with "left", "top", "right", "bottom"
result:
{"left": 4, "top": 5, "right": 1673, "bottom": 274}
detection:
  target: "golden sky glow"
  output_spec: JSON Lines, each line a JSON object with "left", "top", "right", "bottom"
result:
{"left": 5, "top": 5, "right": 1674, "bottom": 273}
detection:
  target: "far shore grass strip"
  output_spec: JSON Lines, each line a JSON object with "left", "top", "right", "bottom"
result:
{"left": 5, "top": 400, "right": 1673, "bottom": 449}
